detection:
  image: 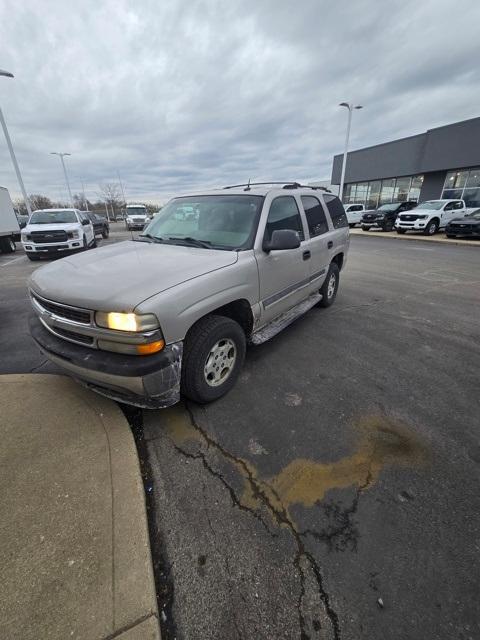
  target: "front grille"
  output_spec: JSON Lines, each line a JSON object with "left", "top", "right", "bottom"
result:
{"left": 450, "top": 223, "right": 472, "bottom": 229}
{"left": 363, "top": 215, "right": 376, "bottom": 221}
{"left": 53, "top": 327, "right": 94, "bottom": 345}
{"left": 400, "top": 214, "right": 419, "bottom": 221}
{"left": 29, "top": 230, "right": 68, "bottom": 243}
{"left": 32, "top": 293, "right": 91, "bottom": 324}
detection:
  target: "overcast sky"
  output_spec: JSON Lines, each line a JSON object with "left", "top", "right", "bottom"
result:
{"left": 1, "top": 0, "right": 479, "bottom": 205}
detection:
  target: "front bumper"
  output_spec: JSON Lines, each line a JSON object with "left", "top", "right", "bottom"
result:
{"left": 446, "top": 226, "right": 479, "bottom": 237}
{"left": 22, "top": 239, "right": 84, "bottom": 253}
{"left": 395, "top": 220, "right": 428, "bottom": 231}
{"left": 29, "top": 314, "right": 183, "bottom": 408}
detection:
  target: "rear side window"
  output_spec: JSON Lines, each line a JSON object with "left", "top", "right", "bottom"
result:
{"left": 324, "top": 195, "right": 348, "bottom": 229}
{"left": 301, "top": 196, "right": 328, "bottom": 237}
{"left": 264, "top": 196, "right": 304, "bottom": 242}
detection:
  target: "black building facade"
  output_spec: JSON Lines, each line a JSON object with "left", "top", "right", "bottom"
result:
{"left": 331, "top": 117, "right": 480, "bottom": 210}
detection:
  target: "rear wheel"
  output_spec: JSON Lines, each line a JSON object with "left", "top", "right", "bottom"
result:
{"left": 424, "top": 219, "right": 439, "bottom": 236}
{"left": 318, "top": 262, "right": 340, "bottom": 308}
{"left": 181, "top": 315, "right": 246, "bottom": 403}
{"left": 0, "top": 236, "right": 16, "bottom": 253}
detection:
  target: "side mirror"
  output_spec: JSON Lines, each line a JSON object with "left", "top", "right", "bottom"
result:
{"left": 81, "top": 219, "right": 90, "bottom": 225}
{"left": 263, "top": 229, "right": 301, "bottom": 252}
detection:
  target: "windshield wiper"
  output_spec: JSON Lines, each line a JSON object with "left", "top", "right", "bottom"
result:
{"left": 168, "top": 236, "right": 214, "bottom": 249}
{"left": 135, "top": 233, "right": 164, "bottom": 243}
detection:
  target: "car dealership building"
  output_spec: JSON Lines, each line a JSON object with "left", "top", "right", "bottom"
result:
{"left": 331, "top": 116, "right": 480, "bottom": 210}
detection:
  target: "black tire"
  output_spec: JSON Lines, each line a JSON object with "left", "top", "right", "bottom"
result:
{"left": 102, "top": 227, "right": 109, "bottom": 239}
{"left": 0, "top": 236, "right": 16, "bottom": 253}
{"left": 27, "top": 254, "right": 40, "bottom": 261}
{"left": 382, "top": 220, "right": 394, "bottom": 232}
{"left": 348, "top": 223, "right": 355, "bottom": 229}
{"left": 318, "top": 262, "right": 340, "bottom": 308}
{"left": 446, "top": 234, "right": 456, "bottom": 239}
{"left": 361, "top": 225, "right": 371, "bottom": 231}
{"left": 181, "top": 315, "right": 246, "bottom": 404}
{"left": 423, "top": 219, "right": 439, "bottom": 236}
{"left": 82, "top": 235, "right": 88, "bottom": 250}
{"left": 396, "top": 229, "right": 406, "bottom": 234}
{"left": 91, "top": 237, "right": 97, "bottom": 248}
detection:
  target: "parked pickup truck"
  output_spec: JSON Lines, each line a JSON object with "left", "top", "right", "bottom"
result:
{"left": 21, "top": 208, "right": 96, "bottom": 260}
{"left": 28, "top": 183, "right": 349, "bottom": 408}
{"left": 361, "top": 201, "right": 417, "bottom": 232}
{"left": 87, "top": 212, "right": 110, "bottom": 238}
{"left": 344, "top": 203, "right": 373, "bottom": 227}
{"left": 395, "top": 199, "right": 467, "bottom": 235}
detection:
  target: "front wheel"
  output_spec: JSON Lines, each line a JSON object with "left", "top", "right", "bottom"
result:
{"left": 396, "top": 229, "right": 406, "bottom": 234}
{"left": 348, "top": 223, "right": 355, "bottom": 229}
{"left": 446, "top": 234, "right": 456, "bottom": 239}
{"left": 361, "top": 225, "right": 371, "bottom": 231}
{"left": 102, "top": 227, "right": 109, "bottom": 239}
{"left": 181, "top": 315, "right": 246, "bottom": 404}
{"left": 318, "top": 262, "right": 340, "bottom": 308}
{"left": 27, "top": 254, "right": 40, "bottom": 261}
{"left": 424, "top": 219, "right": 439, "bottom": 236}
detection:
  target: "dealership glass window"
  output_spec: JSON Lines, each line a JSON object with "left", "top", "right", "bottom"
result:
{"left": 393, "top": 177, "right": 412, "bottom": 202}
{"left": 343, "top": 184, "right": 354, "bottom": 204}
{"left": 354, "top": 182, "right": 368, "bottom": 203}
{"left": 441, "top": 167, "right": 480, "bottom": 206}
{"left": 409, "top": 175, "right": 423, "bottom": 202}
{"left": 366, "top": 181, "right": 381, "bottom": 209}
{"left": 444, "top": 170, "right": 468, "bottom": 190}
{"left": 379, "top": 179, "right": 395, "bottom": 204}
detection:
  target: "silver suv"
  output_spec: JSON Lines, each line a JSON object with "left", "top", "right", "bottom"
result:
{"left": 28, "top": 183, "right": 349, "bottom": 407}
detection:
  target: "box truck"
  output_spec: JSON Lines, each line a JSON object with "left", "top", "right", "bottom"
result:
{"left": 0, "top": 186, "right": 20, "bottom": 253}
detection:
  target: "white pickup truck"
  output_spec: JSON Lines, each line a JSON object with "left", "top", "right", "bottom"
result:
{"left": 395, "top": 199, "right": 467, "bottom": 235}
{"left": 344, "top": 203, "right": 374, "bottom": 228}
{"left": 0, "top": 186, "right": 20, "bottom": 254}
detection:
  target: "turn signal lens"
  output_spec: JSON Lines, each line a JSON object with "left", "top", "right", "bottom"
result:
{"left": 136, "top": 340, "right": 165, "bottom": 355}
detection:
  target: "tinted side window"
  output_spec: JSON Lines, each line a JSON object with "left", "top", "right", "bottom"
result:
{"left": 301, "top": 196, "right": 328, "bottom": 237}
{"left": 324, "top": 195, "right": 348, "bottom": 229}
{"left": 350, "top": 205, "right": 362, "bottom": 212}
{"left": 264, "top": 196, "right": 304, "bottom": 242}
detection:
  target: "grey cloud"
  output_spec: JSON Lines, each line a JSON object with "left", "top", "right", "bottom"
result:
{"left": 0, "top": 0, "right": 479, "bottom": 204}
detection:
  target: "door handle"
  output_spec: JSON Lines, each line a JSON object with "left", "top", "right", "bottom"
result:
{"left": 302, "top": 250, "right": 311, "bottom": 260}
{"left": 327, "top": 241, "right": 333, "bottom": 249}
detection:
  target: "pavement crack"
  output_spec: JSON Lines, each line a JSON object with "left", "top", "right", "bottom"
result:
{"left": 184, "top": 403, "right": 341, "bottom": 640}
{"left": 29, "top": 358, "right": 48, "bottom": 373}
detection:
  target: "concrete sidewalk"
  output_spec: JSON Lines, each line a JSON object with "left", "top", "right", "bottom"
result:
{"left": 0, "top": 374, "right": 160, "bottom": 640}
{"left": 350, "top": 227, "right": 480, "bottom": 246}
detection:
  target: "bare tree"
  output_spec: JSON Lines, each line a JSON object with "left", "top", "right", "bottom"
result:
{"left": 98, "top": 183, "right": 124, "bottom": 220}
{"left": 29, "top": 194, "right": 54, "bottom": 211}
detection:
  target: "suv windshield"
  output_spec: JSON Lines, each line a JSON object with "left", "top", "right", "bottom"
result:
{"left": 143, "top": 195, "right": 264, "bottom": 250}
{"left": 29, "top": 210, "right": 78, "bottom": 224}
{"left": 126, "top": 207, "right": 147, "bottom": 216}
{"left": 416, "top": 201, "right": 444, "bottom": 210}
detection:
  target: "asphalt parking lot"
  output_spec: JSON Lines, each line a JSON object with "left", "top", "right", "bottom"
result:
{"left": 1, "top": 229, "right": 479, "bottom": 640}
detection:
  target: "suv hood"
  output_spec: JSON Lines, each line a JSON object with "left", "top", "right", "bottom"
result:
{"left": 29, "top": 240, "right": 238, "bottom": 311}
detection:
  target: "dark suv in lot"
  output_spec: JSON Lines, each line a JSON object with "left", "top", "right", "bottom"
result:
{"left": 87, "top": 212, "right": 110, "bottom": 238}
{"left": 361, "top": 201, "right": 417, "bottom": 232}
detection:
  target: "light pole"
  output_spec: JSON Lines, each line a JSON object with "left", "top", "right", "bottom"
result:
{"left": 51, "top": 152, "right": 73, "bottom": 207}
{"left": 0, "top": 69, "right": 32, "bottom": 216}
{"left": 338, "top": 102, "right": 363, "bottom": 201}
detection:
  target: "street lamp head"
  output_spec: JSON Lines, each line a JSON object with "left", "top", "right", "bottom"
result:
{"left": 354, "top": 105, "right": 363, "bottom": 110}
{"left": 0, "top": 69, "right": 14, "bottom": 78}
{"left": 339, "top": 102, "right": 350, "bottom": 108}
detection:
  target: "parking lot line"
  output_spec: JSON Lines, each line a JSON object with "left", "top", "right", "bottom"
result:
{"left": 0, "top": 255, "right": 25, "bottom": 267}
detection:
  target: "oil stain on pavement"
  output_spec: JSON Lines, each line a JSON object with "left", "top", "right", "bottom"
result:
{"left": 162, "top": 406, "right": 427, "bottom": 529}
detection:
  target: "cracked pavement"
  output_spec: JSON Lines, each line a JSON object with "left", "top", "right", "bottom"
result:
{"left": 2, "top": 232, "right": 479, "bottom": 639}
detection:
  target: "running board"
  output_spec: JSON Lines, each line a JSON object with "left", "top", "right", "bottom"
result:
{"left": 250, "top": 293, "right": 322, "bottom": 345}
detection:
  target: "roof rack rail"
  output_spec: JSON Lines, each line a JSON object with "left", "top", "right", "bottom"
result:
{"left": 222, "top": 181, "right": 331, "bottom": 192}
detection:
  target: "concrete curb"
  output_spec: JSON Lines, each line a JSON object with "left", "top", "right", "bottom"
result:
{"left": 349, "top": 227, "right": 480, "bottom": 247}
{"left": 0, "top": 374, "right": 160, "bottom": 640}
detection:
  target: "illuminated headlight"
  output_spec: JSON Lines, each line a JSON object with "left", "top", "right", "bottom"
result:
{"left": 95, "top": 311, "right": 159, "bottom": 332}
{"left": 67, "top": 230, "right": 81, "bottom": 239}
